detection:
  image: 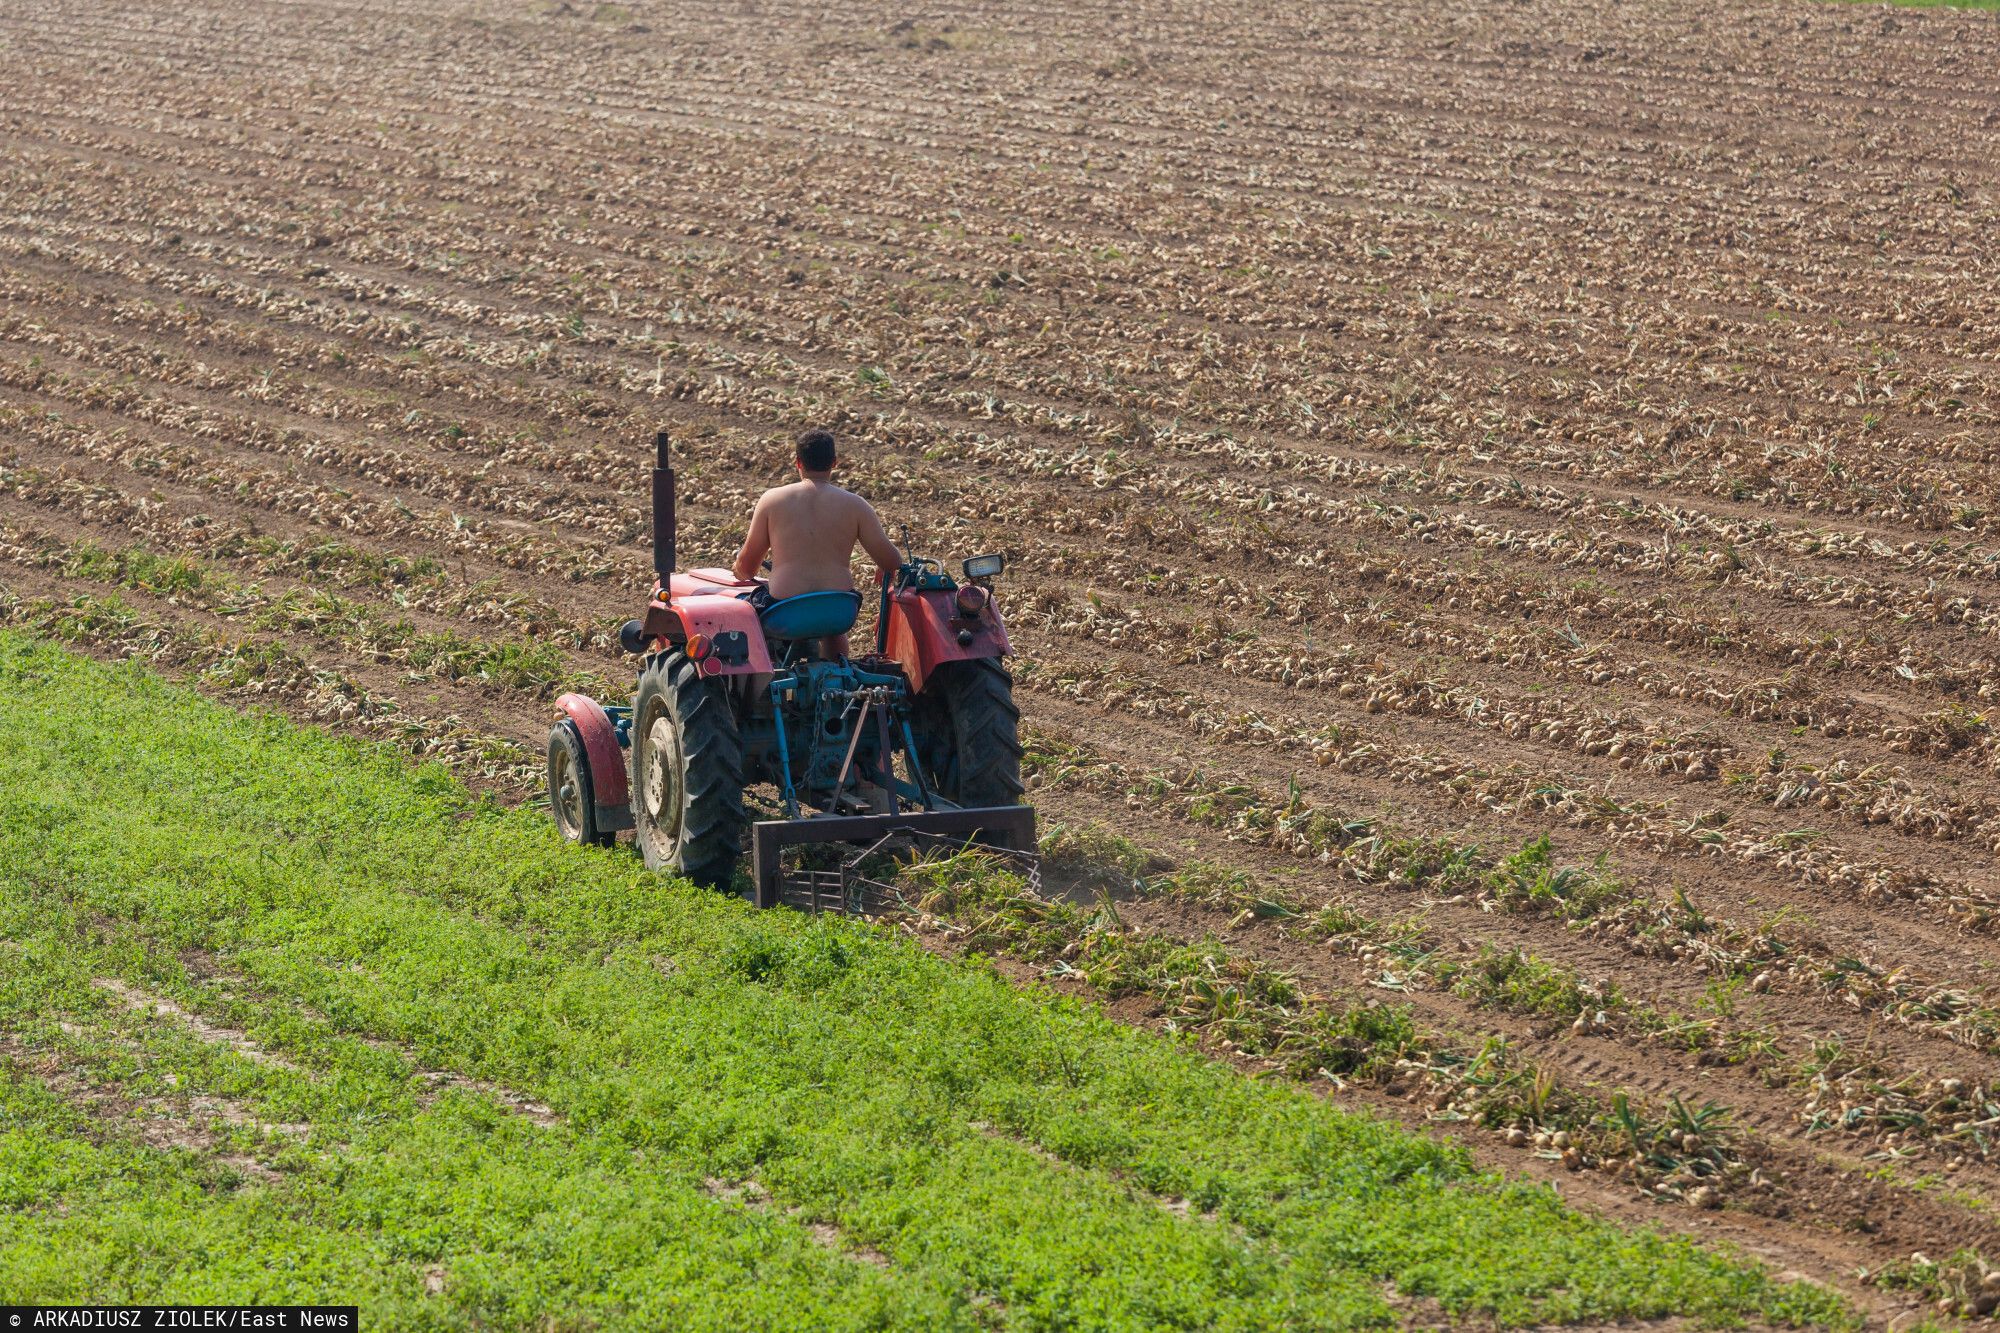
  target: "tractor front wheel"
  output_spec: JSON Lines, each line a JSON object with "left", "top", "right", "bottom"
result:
{"left": 915, "top": 658, "right": 1024, "bottom": 809}
{"left": 547, "top": 720, "right": 614, "bottom": 848}
{"left": 631, "top": 652, "right": 746, "bottom": 889}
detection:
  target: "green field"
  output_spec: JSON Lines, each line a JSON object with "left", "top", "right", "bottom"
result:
{"left": 0, "top": 633, "right": 1853, "bottom": 1329}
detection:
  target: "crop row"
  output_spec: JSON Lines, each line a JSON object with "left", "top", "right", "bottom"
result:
{"left": 13, "top": 218, "right": 2000, "bottom": 657}
{"left": 10, "top": 101, "right": 1995, "bottom": 545}
{"left": 20, "top": 294, "right": 2000, "bottom": 852}
{"left": 1065, "top": 822, "right": 2000, "bottom": 1169}
{"left": 15, "top": 243, "right": 2000, "bottom": 767}
{"left": 13, "top": 494, "right": 1998, "bottom": 1080}
{"left": 0, "top": 523, "right": 615, "bottom": 703}
{"left": 16, "top": 448, "right": 2000, "bottom": 1082}
{"left": 0, "top": 586, "right": 540, "bottom": 790}
{"left": 0, "top": 463, "right": 619, "bottom": 649}
{"left": 903, "top": 845, "right": 1769, "bottom": 1208}
{"left": 1014, "top": 656, "right": 1996, "bottom": 942}
{"left": 14, "top": 231, "right": 2000, "bottom": 639}
{"left": 1021, "top": 585, "right": 2000, "bottom": 855}
{"left": 1022, "top": 732, "right": 2000, "bottom": 1065}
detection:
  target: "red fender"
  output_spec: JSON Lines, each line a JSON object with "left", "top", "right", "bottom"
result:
{"left": 637, "top": 580, "right": 774, "bottom": 678}
{"left": 885, "top": 588, "right": 1010, "bottom": 694}
{"left": 672, "top": 593, "right": 773, "bottom": 676}
{"left": 557, "top": 692, "right": 629, "bottom": 810}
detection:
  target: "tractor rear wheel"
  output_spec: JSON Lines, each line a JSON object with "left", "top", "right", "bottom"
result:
{"left": 915, "top": 658, "right": 1024, "bottom": 809}
{"left": 631, "top": 652, "right": 746, "bottom": 889}
{"left": 547, "top": 720, "right": 614, "bottom": 848}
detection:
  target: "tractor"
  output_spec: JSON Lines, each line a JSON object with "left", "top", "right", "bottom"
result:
{"left": 545, "top": 432, "right": 1035, "bottom": 906}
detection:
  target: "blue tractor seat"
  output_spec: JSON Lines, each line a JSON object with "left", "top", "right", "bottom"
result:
{"left": 757, "top": 589, "right": 861, "bottom": 641}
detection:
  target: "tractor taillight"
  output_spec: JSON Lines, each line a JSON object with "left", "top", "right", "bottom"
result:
{"left": 954, "top": 586, "right": 987, "bottom": 618}
{"left": 685, "top": 633, "right": 712, "bottom": 662}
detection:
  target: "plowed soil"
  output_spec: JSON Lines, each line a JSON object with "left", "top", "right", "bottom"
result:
{"left": 3, "top": 0, "right": 1998, "bottom": 1315}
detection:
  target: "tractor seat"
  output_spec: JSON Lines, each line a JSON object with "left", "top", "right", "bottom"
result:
{"left": 758, "top": 589, "right": 861, "bottom": 640}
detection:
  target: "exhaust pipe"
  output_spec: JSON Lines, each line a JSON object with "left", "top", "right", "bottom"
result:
{"left": 652, "top": 429, "right": 675, "bottom": 581}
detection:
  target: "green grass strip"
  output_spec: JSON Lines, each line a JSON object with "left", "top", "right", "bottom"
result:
{"left": 0, "top": 634, "right": 1853, "bottom": 1329}
{"left": 0, "top": 910, "right": 957, "bottom": 1327}
{"left": 0, "top": 1060, "right": 931, "bottom": 1328}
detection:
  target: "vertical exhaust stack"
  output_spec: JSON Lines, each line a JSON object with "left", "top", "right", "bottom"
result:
{"left": 652, "top": 430, "right": 675, "bottom": 583}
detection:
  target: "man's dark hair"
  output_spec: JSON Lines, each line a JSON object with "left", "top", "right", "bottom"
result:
{"left": 796, "top": 429, "right": 837, "bottom": 474}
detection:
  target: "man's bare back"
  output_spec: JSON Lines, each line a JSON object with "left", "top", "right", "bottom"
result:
{"left": 732, "top": 431, "right": 901, "bottom": 601}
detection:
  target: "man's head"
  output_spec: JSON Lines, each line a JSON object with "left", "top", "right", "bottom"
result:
{"left": 795, "top": 429, "right": 837, "bottom": 478}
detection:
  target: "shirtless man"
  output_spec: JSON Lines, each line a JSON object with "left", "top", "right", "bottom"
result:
{"left": 732, "top": 429, "right": 902, "bottom": 657}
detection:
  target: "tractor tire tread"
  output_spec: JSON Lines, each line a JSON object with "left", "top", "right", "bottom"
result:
{"left": 669, "top": 654, "right": 745, "bottom": 885}
{"left": 925, "top": 658, "right": 1024, "bottom": 808}
{"left": 632, "top": 652, "right": 746, "bottom": 889}
{"left": 547, "top": 720, "right": 614, "bottom": 848}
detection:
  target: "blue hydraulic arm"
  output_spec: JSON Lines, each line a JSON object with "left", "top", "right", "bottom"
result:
{"left": 766, "top": 673, "right": 801, "bottom": 819}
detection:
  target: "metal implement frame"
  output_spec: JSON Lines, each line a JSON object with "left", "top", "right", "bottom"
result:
{"left": 763, "top": 662, "right": 934, "bottom": 822}
{"left": 776, "top": 826, "right": 1044, "bottom": 916}
{"left": 747, "top": 804, "right": 1037, "bottom": 909}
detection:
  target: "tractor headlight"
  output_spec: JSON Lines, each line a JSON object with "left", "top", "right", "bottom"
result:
{"left": 963, "top": 553, "right": 1005, "bottom": 580}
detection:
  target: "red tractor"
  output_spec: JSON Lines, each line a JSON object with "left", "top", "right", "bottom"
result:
{"left": 546, "top": 432, "right": 1035, "bottom": 906}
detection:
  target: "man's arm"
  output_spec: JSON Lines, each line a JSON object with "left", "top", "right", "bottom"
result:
{"left": 856, "top": 501, "right": 902, "bottom": 583}
{"left": 732, "top": 494, "right": 772, "bottom": 582}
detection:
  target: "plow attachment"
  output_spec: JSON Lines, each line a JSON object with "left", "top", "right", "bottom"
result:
{"left": 748, "top": 804, "right": 1038, "bottom": 912}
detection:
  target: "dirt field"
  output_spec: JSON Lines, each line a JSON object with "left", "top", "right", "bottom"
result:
{"left": 3, "top": 0, "right": 1999, "bottom": 1314}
